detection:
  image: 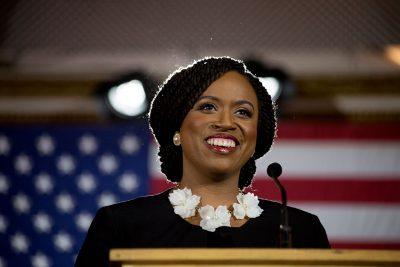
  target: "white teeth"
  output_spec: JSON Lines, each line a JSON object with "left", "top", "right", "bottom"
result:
{"left": 206, "top": 138, "right": 236, "bottom": 148}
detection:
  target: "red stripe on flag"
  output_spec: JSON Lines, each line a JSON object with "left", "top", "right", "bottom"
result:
{"left": 251, "top": 179, "right": 400, "bottom": 203}
{"left": 150, "top": 177, "right": 400, "bottom": 203}
{"left": 277, "top": 121, "right": 400, "bottom": 140}
{"left": 150, "top": 179, "right": 175, "bottom": 194}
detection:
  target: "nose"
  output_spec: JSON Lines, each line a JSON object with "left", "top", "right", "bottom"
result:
{"left": 212, "top": 110, "right": 236, "bottom": 130}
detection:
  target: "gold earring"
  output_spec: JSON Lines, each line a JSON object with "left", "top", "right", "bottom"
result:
{"left": 173, "top": 132, "right": 181, "bottom": 146}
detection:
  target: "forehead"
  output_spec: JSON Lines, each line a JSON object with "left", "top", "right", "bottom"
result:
{"left": 200, "top": 71, "right": 258, "bottom": 104}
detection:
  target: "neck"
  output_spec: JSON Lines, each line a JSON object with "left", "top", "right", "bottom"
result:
{"left": 180, "top": 171, "right": 240, "bottom": 208}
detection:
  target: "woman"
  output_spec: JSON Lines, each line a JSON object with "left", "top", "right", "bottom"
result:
{"left": 75, "top": 57, "right": 330, "bottom": 267}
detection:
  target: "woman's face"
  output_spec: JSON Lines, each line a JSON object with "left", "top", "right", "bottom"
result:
{"left": 180, "top": 71, "right": 259, "bottom": 179}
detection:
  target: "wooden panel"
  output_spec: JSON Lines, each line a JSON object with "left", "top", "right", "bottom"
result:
{"left": 110, "top": 248, "right": 400, "bottom": 266}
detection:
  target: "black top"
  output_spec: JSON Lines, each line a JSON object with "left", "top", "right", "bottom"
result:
{"left": 75, "top": 189, "right": 330, "bottom": 267}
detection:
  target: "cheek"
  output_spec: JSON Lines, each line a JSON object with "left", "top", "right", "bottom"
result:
{"left": 245, "top": 122, "right": 258, "bottom": 150}
{"left": 180, "top": 114, "right": 207, "bottom": 144}
{"left": 189, "top": 117, "right": 206, "bottom": 132}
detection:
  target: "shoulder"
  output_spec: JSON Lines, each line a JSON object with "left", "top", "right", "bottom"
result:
{"left": 259, "top": 198, "right": 319, "bottom": 222}
{"left": 86, "top": 189, "right": 172, "bottom": 241}
{"left": 99, "top": 189, "right": 171, "bottom": 217}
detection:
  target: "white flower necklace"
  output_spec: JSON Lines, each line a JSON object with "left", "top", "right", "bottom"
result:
{"left": 168, "top": 187, "right": 263, "bottom": 232}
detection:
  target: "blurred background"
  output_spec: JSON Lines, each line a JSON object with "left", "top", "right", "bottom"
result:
{"left": 0, "top": 0, "right": 400, "bottom": 266}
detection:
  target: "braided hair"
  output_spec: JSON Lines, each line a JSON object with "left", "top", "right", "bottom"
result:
{"left": 149, "top": 57, "right": 276, "bottom": 189}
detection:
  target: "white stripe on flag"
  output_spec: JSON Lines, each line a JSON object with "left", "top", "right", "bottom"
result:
{"left": 256, "top": 141, "right": 400, "bottom": 178}
{"left": 293, "top": 203, "right": 400, "bottom": 242}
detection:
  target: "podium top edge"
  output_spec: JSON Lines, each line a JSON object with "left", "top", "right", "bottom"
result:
{"left": 110, "top": 248, "right": 400, "bottom": 263}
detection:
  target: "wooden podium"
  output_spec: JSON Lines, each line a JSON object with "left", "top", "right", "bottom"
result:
{"left": 110, "top": 248, "right": 400, "bottom": 266}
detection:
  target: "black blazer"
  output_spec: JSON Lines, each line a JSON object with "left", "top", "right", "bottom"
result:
{"left": 75, "top": 189, "right": 330, "bottom": 266}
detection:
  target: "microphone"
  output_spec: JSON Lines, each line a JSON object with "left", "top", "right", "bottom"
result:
{"left": 267, "top": 162, "right": 292, "bottom": 248}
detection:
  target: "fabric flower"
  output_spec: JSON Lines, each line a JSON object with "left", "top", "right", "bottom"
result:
{"left": 199, "top": 205, "right": 231, "bottom": 232}
{"left": 233, "top": 192, "right": 263, "bottom": 219}
{"left": 168, "top": 188, "right": 200, "bottom": 218}
{"left": 168, "top": 188, "right": 263, "bottom": 232}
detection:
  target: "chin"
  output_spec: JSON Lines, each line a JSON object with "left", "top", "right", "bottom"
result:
{"left": 205, "top": 161, "right": 242, "bottom": 177}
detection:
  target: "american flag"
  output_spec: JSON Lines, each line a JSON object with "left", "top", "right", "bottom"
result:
{"left": 1, "top": 121, "right": 400, "bottom": 267}
{"left": 0, "top": 124, "right": 149, "bottom": 267}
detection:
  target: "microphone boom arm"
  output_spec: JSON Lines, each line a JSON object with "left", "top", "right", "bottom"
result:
{"left": 267, "top": 162, "right": 292, "bottom": 248}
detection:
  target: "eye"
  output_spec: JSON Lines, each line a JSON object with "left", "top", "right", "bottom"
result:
{"left": 197, "top": 102, "right": 217, "bottom": 112}
{"left": 235, "top": 108, "right": 253, "bottom": 118}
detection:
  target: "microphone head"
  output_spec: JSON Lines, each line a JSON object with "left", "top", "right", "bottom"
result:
{"left": 267, "top": 162, "right": 282, "bottom": 178}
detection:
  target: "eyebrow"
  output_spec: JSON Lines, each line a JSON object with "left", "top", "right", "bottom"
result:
{"left": 198, "top": 95, "right": 256, "bottom": 110}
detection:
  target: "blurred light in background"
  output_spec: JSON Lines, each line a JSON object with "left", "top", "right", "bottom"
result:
{"left": 259, "top": 77, "right": 281, "bottom": 102}
{"left": 107, "top": 80, "right": 147, "bottom": 117}
{"left": 244, "top": 59, "right": 294, "bottom": 103}
{"left": 99, "top": 72, "right": 156, "bottom": 120}
{"left": 385, "top": 45, "right": 400, "bottom": 66}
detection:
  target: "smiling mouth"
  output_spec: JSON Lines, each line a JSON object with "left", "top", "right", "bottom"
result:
{"left": 206, "top": 138, "right": 236, "bottom": 148}
{"left": 204, "top": 136, "right": 239, "bottom": 154}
